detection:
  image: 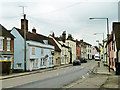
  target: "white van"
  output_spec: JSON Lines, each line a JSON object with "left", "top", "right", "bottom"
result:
{"left": 94, "top": 54, "right": 100, "bottom": 61}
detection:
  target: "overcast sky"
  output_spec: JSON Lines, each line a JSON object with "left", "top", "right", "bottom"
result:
{"left": 0, "top": 0, "right": 119, "bottom": 46}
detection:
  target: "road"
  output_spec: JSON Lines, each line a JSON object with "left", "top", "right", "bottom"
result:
{"left": 2, "top": 60, "right": 97, "bottom": 88}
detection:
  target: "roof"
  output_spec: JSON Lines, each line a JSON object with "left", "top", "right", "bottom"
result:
{"left": 94, "top": 46, "right": 100, "bottom": 52}
{"left": 52, "top": 36, "right": 70, "bottom": 49}
{"left": 0, "top": 24, "right": 14, "bottom": 39}
{"left": 15, "top": 28, "right": 61, "bottom": 52}
{"left": 113, "top": 22, "right": 120, "bottom": 50}
{"left": 76, "top": 40, "right": 92, "bottom": 46}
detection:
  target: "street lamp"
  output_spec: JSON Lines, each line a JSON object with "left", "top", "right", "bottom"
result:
{"left": 94, "top": 33, "right": 105, "bottom": 62}
{"left": 89, "top": 17, "right": 110, "bottom": 72}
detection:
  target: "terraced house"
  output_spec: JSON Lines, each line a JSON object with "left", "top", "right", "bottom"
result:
{"left": 10, "top": 18, "right": 55, "bottom": 71}
{"left": 0, "top": 24, "right": 14, "bottom": 70}
{"left": 66, "top": 34, "right": 76, "bottom": 63}
{"left": 49, "top": 31, "right": 70, "bottom": 65}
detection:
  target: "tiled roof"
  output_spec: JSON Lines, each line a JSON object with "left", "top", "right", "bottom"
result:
{"left": 15, "top": 28, "right": 61, "bottom": 52}
{"left": 0, "top": 24, "right": 14, "bottom": 39}
{"left": 75, "top": 40, "right": 92, "bottom": 46}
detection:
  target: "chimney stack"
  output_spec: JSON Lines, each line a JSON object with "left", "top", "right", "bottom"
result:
{"left": 80, "top": 39, "right": 83, "bottom": 42}
{"left": 52, "top": 32, "right": 55, "bottom": 37}
{"left": 21, "top": 15, "right": 28, "bottom": 32}
{"left": 62, "top": 31, "right": 66, "bottom": 43}
{"left": 32, "top": 27, "right": 36, "bottom": 34}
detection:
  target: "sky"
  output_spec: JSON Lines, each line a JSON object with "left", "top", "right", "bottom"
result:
{"left": 0, "top": 0, "right": 119, "bottom": 46}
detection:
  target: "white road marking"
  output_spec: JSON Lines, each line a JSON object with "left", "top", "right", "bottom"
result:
{"left": 82, "top": 76, "right": 86, "bottom": 79}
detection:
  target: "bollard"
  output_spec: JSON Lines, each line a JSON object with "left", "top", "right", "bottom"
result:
{"left": 98, "top": 61, "right": 100, "bottom": 67}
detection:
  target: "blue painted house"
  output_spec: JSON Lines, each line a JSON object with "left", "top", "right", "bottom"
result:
{"left": 10, "top": 18, "right": 55, "bottom": 71}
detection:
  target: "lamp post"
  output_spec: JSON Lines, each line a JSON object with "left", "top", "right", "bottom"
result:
{"left": 94, "top": 33, "right": 105, "bottom": 62}
{"left": 89, "top": 17, "right": 110, "bottom": 72}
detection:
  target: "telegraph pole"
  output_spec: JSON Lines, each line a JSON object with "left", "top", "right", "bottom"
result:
{"left": 19, "top": 6, "right": 27, "bottom": 72}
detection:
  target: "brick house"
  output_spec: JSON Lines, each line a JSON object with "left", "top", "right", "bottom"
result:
{"left": 0, "top": 24, "right": 14, "bottom": 69}
{"left": 76, "top": 40, "right": 81, "bottom": 59}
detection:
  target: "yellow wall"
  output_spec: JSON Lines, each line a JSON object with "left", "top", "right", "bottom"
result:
{"left": 66, "top": 40, "right": 76, "bottom": 62}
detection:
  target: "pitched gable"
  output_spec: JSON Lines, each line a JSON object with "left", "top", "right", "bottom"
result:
{"left": 0, "top": 24, "right": 14, "bottom": 39}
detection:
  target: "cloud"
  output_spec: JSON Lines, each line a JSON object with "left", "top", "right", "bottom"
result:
{"left": 0, "top": 0, "right": 118, "bottom": 46}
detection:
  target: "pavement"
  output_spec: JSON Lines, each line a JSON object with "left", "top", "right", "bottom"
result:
{"left": 64, "top": 61, "right": 120, "bottom": 89}
{"left": 0, "top": 64, "right": 72, "bottom": 80}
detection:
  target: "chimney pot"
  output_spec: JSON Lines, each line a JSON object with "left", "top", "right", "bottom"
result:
{"left": 32, "top": 27, "right": 36, "bottom": 34}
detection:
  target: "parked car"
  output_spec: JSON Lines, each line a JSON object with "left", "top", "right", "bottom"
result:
{"left": 73, "top": 60, "right": 81, "bottom": 65}
{"left": 79, "top": 57, "right": 87, "bottom": 63}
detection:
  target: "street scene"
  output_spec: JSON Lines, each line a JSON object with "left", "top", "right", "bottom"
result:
{"left": 0, "top": 0, "right": 120, "bottom": 89}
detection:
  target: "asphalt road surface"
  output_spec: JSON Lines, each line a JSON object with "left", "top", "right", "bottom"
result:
{"left": 2, "top": 60, "right": 97, "bottom": 89}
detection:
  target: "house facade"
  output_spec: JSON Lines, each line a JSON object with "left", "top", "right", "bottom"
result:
{"left": 108, "top": 33, "right": 114, "bottom": 70}
{"left": 112, "top": 22, "right": 120, "bottom": 74}
{"left": 76, "top": 42, "right": 81, "bottom": 60}
{"left": 85, "top": 43, "right": 92, "bottom": 60}
{"left": 79, "top": 40, "right": 86, "bottom": 59}
{"left": 103, "top": 38, "right": 108, "bottom": 65}
{"left": 49, "top": 34, "right": 62, "bottom": 66}
{"left": 0, "top": 24, "right": 14, "bottom": 70}
{"left": 91, "top": 46, "right": 98, "bottom": 59}
{"left": 65, "top": 34, "right": 76, "bottom": 62}
{"left": 49, "top": 32, "right": 70, "bottom": 66}
{"left": 10, "top": 18, "right": 55, "bottom": 71}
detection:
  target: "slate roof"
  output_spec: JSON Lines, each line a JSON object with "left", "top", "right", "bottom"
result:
{"left": 0, "top": 24, "right": 14, "bottom": 39}
{"left": 15, "top": 28, "right": 61, "bottom": 52}
{"left": 113, "top": 22, "right": 120, "bottom": 50}
{"left": 75, "top": 40, "right": 92, "bottom": 46}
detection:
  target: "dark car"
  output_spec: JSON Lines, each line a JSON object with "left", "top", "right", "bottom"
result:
{"left": 73, "top": 60, "right": 81, "bottom": 65}
{"left": 79, "top": 57, "right": 87, "bottom": 63}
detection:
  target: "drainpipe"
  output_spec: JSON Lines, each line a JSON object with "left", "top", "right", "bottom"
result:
{"left": 116, "top": 50, "right": 119, "bottom": 75}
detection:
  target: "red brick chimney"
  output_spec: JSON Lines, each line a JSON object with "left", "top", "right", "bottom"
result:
{"left": 32, "top": 27, "right": 36, "bottom": 34}
{"left": 21, "top": 17, "right": 28, "bottom": 32}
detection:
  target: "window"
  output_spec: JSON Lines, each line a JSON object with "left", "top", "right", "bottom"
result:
{"left": 62, "top": 50, "right": 64, "bottom": 55}
{"left": 41, "top": 48, "right": 44, "bottom": 55}
{"left": 0, "top": 38, "right": 3, "bottom": 51}
{"left": 50, "top": 50, "right": 51, "bottom": 55}
{"left": 7, "top": 40, "right": 10, "bottom": 51}
{"left": 17, "top": 63, "right": 22, "bottom": 68}
{"left": 40, "top": 58, "right": 43, "bottom": 66}
{"left": 65, "top": 50, "right": 66, "bottom": 55}
{"left": 43, "top": 58, "right": 46, "bottom": 66}
{"left": 77, "top": 50, "right": 78, "bottom": 54}
{"left": 33, "top": 59, "right": 38, "bottom": 68}
{"left": 52, "top": 58, "right": 54, "bottom": 64}
{"left": 66, "top": 57, "right": 68, "bottom": 62}
{"left": 32, "top": 47, "right": 35, "bottom": 55}
{"left": 49, "top": 57, "right": 52, "bottom": 65}
{"left": 62, "top": 57, "right": 64, "bottom": 63}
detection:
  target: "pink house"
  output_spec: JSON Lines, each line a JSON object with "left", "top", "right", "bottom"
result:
{"left": 109, "top": 33, "right": 114, "bottom": 70}
{"left": 76, "top": 40, "right": 81, "bottom": 59}
{"left": 76, "top": 46, "right": 81, "bottom": 59}
{"left": 91, "top": 46, "right": 98, "bottom": 59}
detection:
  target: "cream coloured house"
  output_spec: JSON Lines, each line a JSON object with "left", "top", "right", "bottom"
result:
{"left": 49, "top": 32, "right": 70, "bottom": 66}
{"left": 66, "top": 34, "right": 76, "bottom": 63}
